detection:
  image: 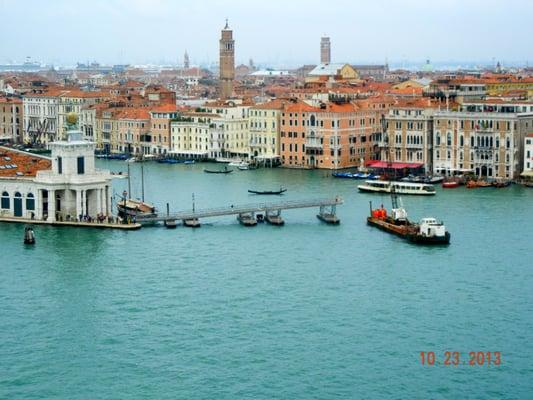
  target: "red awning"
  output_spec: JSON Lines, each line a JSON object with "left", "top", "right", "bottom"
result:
{"left": 366, "top": 161, "right": 424, "bottom": 169}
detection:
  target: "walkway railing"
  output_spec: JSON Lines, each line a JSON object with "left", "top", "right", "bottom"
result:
{"left": 144, "top": 197, "right": 344, "bottom": 222}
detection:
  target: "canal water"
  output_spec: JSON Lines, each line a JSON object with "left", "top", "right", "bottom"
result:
{"left": 1, "top": 161, "right": 532, "bottom": 399}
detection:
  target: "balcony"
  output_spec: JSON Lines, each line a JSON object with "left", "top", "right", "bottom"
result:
{"left": 249, "top": 140, "right": 263, "bottom": 148}
{"left": 305, "top": 138, "right": 323, "bottom": 149}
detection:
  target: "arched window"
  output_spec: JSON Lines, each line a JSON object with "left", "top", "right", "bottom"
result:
{"left": 310, "top": 115, "right": 316, "bottom": 126}
{"left": 447, "top": 133, "right": 452, "bottom": 146}
{"left": 26, "top": 193, "right": 35, "bottom": 211}
{"left": 436, "top": 133, "right": 441, "bottom": 146}
{"left": 1, "top": 191, "right": 9, "bottom": 209}
{"left": 460, "top": 135, "right": 464, "bottom": 147}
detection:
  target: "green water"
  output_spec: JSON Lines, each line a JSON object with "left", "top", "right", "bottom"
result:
{"left": 1, "top": 161, "right": 532, "bottom": 399}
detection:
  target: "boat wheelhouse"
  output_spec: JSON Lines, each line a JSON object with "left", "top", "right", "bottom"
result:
{"left": 358, "top": 180, "right": 436, "bottom": 195}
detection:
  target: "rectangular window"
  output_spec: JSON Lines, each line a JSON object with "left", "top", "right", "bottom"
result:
{"left": 57, "top": 156, "right": 62, "bottom": 174}
{"left": 77, "top": 156, "right": 85, "bottom": 174}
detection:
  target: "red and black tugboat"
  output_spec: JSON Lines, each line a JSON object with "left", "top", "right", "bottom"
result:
{"left": 367, "top": 189, "right": 450, "bottom": 245}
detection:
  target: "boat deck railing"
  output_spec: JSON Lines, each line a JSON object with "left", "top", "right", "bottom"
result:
{"left": 144, "top": 197, "right": 344, "bottom": 222}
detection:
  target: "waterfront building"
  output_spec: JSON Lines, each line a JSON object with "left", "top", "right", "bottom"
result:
{"left": 280, "top": 100, "right": 381, "bottom": 169}
{"left": 23, "top": 88, "right": 106, "bottom": 145}
{"left": 0, "top": 97, "right": 23, "bottom": 143}
{"left": 320, "top": 37, "right": 331, "bottom": 64}
{"left": 23, "top": 89, "right": 60, "bottom": 145}
{"left": 79, "top": 104, "right": 97, "bottom": 142}
{"left": 57, "top": 90, "right": 107, "bottom": 139}
{"left": 116, "top": 108, "right": 151, "bottom": 155}
{"left": 219, "top": 20, "right": 235, "bottom": 99}
{"left": 204, "top": 101, "right": 250, "bottom": 159}
{"left": 149, "top": 105, "right": 178, "bottom": 155}
{"left": 0, "top": 114, "right": 112, "bottom": 221}
{"left": 384, "top": 99, "right": 436, "bottom": 173}
{"left": 433, "top": 100, "right": 533, "bottom": 179}
{"left": 249, "top": 99, "right": 286, "bottom": 166}
{"left": 170, "top": 112, "right": 224, "bottom": 160}
{"left": 522, "top": 133, "right": 533, "bottom": 178}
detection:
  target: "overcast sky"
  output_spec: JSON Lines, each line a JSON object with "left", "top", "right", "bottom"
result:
{"left": 0, "top": 0, "right": 532, "bottom": 68}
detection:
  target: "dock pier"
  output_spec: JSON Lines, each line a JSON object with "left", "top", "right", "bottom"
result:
{"left": 156, "top": 196, "right": 343, "bottom": 227}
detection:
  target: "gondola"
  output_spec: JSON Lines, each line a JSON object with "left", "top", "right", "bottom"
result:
{"left": 204, "top": 168, "right": 233, "bottom": 174}
{"left": 248, "top": 188, "right": 287, "bottom": 195}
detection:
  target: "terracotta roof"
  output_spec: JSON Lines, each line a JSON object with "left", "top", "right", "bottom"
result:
{"left": 391, "top": 98, "right": 437, "bottom": 109}
{"left": 283, "top": 101, "right": 318, "bottom": 112}
{"left": 149, "top": 104, "right": 178, "bottom": 113}
{"left": 116, "top": 108, "right": 150, "bottom": 120}
{"left": 24, "top": 88, "right": 108, "bottom": 98}
{"left": 250, "top": 98, "right": 288, "bottom": 110}
{"left": 0, "top": 147, "right": 51, "bottom": 177}
{"left": 0, "top": 97, "right": 22, "bottom": 104}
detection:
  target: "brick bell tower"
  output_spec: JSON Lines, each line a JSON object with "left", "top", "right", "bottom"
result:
{"left": 219, "top": 19, "right": 235, "bottom": 99}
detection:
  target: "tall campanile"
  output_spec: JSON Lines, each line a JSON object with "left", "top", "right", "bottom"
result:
{"left": 320, "top": 36, "right": 331, "bottom": 64}
{"left": 219, "top": 19, "right": 235, "bottom": 99}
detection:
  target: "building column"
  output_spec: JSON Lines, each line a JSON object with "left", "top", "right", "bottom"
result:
{"left": 48, "top": 189, "right": 56, "bottom": 222}
{"left": 82, "top": 190, "right": 87, "bottom": 217}
{"left": 96, "top": 188, "right": 102, "bottom": 214}
{"left": 76, "top": 190, "right": 82, "bottom": 221}
{"left": 36, "top": 190, "right": 43, "bottom": 220}
{"left": 105, "top": 186, "right": 111, "bottom": 216}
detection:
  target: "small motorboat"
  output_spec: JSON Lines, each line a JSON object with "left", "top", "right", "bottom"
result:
{"left": 237, "top": 162, "right": 250, "bottom": 170}
{"left": 248, "top": 188, "right": 287, "bottom": 195}
{"left": 204, "top": 167, "right": 233, "bottom": 174}
{"left": 442, "top": 180, "right": 460, "bottom": 189}
{"left": 126, "top": 157, "right": 138, "bottom": 163}
{"left": 183, "top": 160, "right": 195, "bottom": 164}
{"left": 237, "top": 213, "right": 257, "bottom": 226}
{"left": 492, "top": 180, "right": 511, "bottom": 188}
{"left": 183, "top": 218, "right": 201, "bottom": 228}
{"left": 332, "top": 172, "right": 355, "bottom": 179}
{"left": 110, "top": 171, "right": 128, "bottom": 179}
{"left": 24, "top": 226, "right": 35, "bottom": 245}
{"left": 228, "top": 159, "right": 245, "bottom": 167}
{"left": 164, "top": 220, "right": 178, "bottom": 229}
{"left": 157, "top": 158, "right": 180, "bottom": 164}
{"left": 467, "top": 180, "right": 492, "bottom": 188}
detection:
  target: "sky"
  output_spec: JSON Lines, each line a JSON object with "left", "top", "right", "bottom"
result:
{"left": 0, "top": 0, "right": 532, "bottom": 68}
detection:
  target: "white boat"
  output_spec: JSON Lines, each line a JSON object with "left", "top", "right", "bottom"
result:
{"left": 126, "top": 157, "right": 137, "bottom": 163}
{"left": 237, "top": 162, "right": 249, "bottom": 170}
{"left": 358, "top": 180, "right": 436, "bottom": 195}
{"left": 215, "top": 157, "right": 233, "bottom": 163}
{"left": 228, "top": 159, "right": 245, "bottom": 167}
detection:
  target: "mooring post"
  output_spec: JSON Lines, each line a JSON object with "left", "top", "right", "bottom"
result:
{"left": 369, "top": 201, "right": 372, "bottom": 217}
{"left": 166, "top": 202, "right": 169, "bottom": 216}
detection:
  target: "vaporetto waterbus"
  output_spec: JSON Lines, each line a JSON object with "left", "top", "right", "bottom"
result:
{"left": 357, "top": 180, "right": 436, "bottom": 195}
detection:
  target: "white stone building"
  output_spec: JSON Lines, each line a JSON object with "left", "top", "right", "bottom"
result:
{"left": 523, "top": 133, "right": 533, "bottom": 178}
{"left": 170, "top": 113, "right": 225, "bottom": 159}
{"left": 1, "top": 119, "right": 112, "bottom": 221}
